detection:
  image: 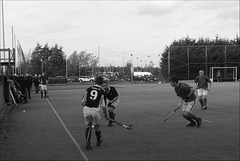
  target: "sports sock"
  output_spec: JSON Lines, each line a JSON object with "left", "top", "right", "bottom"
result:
{"left": 44, "top": 90, "right": 47, "bottom": 98}
{"left": 188, "top": 113, "right": 200, "bottom": 121}
{"left": 41, "top": 91, "right": 43, "bottom": 98}
{"left": 199, "top": 99, "right": 204, "bottom": 107}
{"left": 183, "top": 115, "right": 195, "bottom": 123}
{"left": 109, "top": 112, "right": 115, "bottom": 123}
{"left": 85, "top": 127, "right": 92, "bottom": 143}
{"left": 95, "top": 131, "right": 102, "bottom": 142}
{"left": 203, "top": 98, "right": 207, "bottom": 106}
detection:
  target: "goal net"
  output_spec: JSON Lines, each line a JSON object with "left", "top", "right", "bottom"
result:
{"left": 209, "top": 67, "right": 238, "bottom": 82}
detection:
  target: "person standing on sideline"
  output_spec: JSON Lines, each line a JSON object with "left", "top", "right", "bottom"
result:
{"left": 216, "top": 70, "right": 221, "bottom": 82}
{"left": 18, "top": 74, "right": 27, "bottom": 103}
{"left": 194, "top": 70, "right": 212, "bottom": 110}
{"left": 26, "top": 73, "right": 33, "bottom": 99}
{"left": 170, "top": 77, "right": 202, "bottom": 127}
{"left": 33, "top": 74, "right": 40, "bottom": 94}
{"left": 103, "top": 79, "right": 120, "bottom": 127}
{"left": 38, "top": 74, "right": 42, "bottom": 93}
{"left": 40, "top": 73, "right": 48, "bottom": 98}
{"left": 81, "top": 76, "right": 109, "bottom": 150}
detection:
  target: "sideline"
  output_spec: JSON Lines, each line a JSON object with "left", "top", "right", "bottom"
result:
{"left": 46, "top": 98, "right": 89, "bottom": 161}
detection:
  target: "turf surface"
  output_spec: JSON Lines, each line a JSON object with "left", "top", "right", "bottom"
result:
{"left": 0, "top": 82, "right": 239, "bottom": 160}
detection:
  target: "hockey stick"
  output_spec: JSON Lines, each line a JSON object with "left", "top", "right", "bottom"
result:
{"left": 110, "top": 119, "right": 133, "bottom": 130}
{"left": 163, "top": 103, "right": 182, "bottom": 122}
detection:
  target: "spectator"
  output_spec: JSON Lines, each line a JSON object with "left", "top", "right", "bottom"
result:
{"left": 33, "top": 74, "right": 40, "bottom": 94}
{"left": 26, "top": 73, "right": 33, "bottom": 99}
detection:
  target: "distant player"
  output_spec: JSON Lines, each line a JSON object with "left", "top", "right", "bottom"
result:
{"left": 170, "top": 77, "right": 202, "bottom": 127}
{"left": 39, "top": 73, "right": 49, "bottom": 98}
{"left": 194, "top": 70, "right": 212, "bottom": 110}
{"left": 103, "top": 79, "right": 120, "bottom": 127}
{"left": 81, "top": 76, "right": 109, "bottom": 150}
{"left": 216, "top": 70, "right": 221, "bottom": 82}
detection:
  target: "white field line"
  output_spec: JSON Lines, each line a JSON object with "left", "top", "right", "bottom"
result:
{"left": 46, "top": 99, "right": 89, "bottom": 161}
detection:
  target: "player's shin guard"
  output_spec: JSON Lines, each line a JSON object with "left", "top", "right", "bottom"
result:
{"left": 199, "top": 99, "right": 204, "bottom": 107}
{"left": 109, "top": 111, "right": 115, "bottom": 122}
{"left": 203, "top": 98, "right": 207, "bottom": 106}
{"left": 95, "top": 131, "right": 102, "bottom": 146}
{"left": 41, "top": 91, "right": 43, "bottom": 98}
{"left": 188, "top": 113, "right": 200, "bottom": 121}
{"left": 183, "top": 115, "right": 195, "bottom": 124}
{"left": 44, "top": 90, "right": 47, "bottom": 98}
{"left": 85, "top": 127, "right": 92, "bottom": 143}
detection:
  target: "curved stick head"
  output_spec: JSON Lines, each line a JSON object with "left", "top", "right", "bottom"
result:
{"left": 127, "top": 125, "right": 133, "bottom": 130}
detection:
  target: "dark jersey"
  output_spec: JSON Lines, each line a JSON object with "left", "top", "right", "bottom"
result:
{"left": 194, "top": 76, "right": 211, "bottom": 89}
{"left": 33, "top": 77, "right": 40, "bottom": 86}
{"left": 40, "top": 76, "right": 48, "bottom": 85}
{"left": 174, "top": 83, "right": 196, "bottom": 102}
{"left": 85, "top": 85, "right": 105, "bottom": 108}
{"left": 26, "top": 76, "right": 33, "bottom": 88}
{"left": 105, "top": 86, "right": 119, "bottom": 101}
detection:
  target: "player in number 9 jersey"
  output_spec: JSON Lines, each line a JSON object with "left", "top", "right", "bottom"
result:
{"left": 82, "top": 76, "right": 109, "bottom": 150}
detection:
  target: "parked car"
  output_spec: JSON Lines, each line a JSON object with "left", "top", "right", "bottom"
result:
{"left": 121, "top": 75, "right": 131, "bottom": 81}
{"left": 102, "top": 76, "right": 110, "bottom": 82}
{"left": 148, "top": 75, "right": 158, "bottom": 81}
{"left": 78, "top": 76, "right": 94, "bottom": 82}
{"left": 67, "top": 77, "right": 74, "bottom": 82}
{"left": 109, "top": 76, "right": 118, "bottom": 81}
{"left": 133, "top": 76, "right": 142, "bottom": 81}
{"left": 67, "top": 77, "right": 78, "bottom": 82}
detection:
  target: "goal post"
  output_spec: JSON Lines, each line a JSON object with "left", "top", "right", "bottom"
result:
{"left": 209, "top": 67, "right": 238, "bottom": 82}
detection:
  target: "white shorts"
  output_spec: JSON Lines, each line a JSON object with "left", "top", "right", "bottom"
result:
{"left": 83, "top": 106, "right": 101, "bottom": 126}
{"left": 182, "top": 100, "right": 196, "bottom": 112}
{"left": 197, "top": 89, "right": 208, "bottom": 96}
{"left": 41, "top": 84, "right": 47, "bottom": 91}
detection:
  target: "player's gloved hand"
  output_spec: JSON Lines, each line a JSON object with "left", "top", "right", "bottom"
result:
{"left": 105, "top": 115, "right": 110, "bottom": 120}
{"left": 107, "top": 102, "right": 112, "bottom": 107}
{"left": 108, "top": 106, "right": 114, "bottom": 112}
{"left": 183, "top": 96, "right": 189, "bottom": 101}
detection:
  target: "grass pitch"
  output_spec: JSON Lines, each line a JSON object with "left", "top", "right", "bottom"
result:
{"left": 46, "top": 81, "right": 239, "bottom": 160}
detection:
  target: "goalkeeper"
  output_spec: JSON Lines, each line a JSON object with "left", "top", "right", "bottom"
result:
{"left": 103, "top": 79, "right": 120, "bottom": 127}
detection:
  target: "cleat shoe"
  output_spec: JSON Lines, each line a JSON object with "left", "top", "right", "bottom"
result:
{"left": 108, "top": 123, "right": 113, "bottom": 127}
{"left": 96, "top": 138, "right": 103, "bottom": 146}
{"left": 203, "top": 106, "right": 207, "bottom": 110}
{"left": 186, "top": 122, "right": 196, "bottom": 127}
{"left": 85, "top": 142, "right": 92, "bottom": 150}
{"left": 196, "top": 118, "right": 202, "bottom": 127}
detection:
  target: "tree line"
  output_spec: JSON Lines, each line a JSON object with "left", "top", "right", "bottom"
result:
{"left": 28, "top": 35, "right": 239, "bottom": 81}
{"left": 160, "top": 35, "right": 240, "bottom": 80}
{"left": 28, "top": 43, "right": 158, "bottom": 79}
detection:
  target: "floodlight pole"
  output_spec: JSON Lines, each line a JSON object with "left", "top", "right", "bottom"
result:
{"left": 205, "top": 46, "right": 208, "bottom": 76}
{"left": 187, "top": 47, "right": 189, "bottom": 81}
{"left": 168, "top": 47, "right": 170, "bottom": 79}
{"left": 65, "top": 56, "right": 67, "bottom": 79}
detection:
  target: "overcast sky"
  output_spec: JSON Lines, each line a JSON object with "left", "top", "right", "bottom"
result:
{"left": 1, "top": 0, "right": 239, "bottom": 67}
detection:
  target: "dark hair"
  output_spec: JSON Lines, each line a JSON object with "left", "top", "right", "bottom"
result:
{"left": 95, "top": 76, "right": 104, "bottom": 85}
{"left": 170, "top": 76, "right": 178, "bottom": 83}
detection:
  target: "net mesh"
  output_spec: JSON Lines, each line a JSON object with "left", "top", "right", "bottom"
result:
{"left": 210, "top": 67, "right": 237, "bottom": 82}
